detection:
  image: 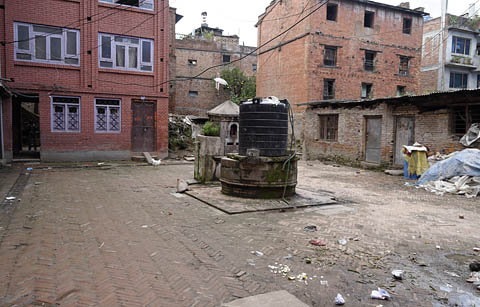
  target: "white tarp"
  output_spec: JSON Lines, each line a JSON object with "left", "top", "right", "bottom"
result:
{"left": 417, "top": 149, "right": 480, "bottom": 198}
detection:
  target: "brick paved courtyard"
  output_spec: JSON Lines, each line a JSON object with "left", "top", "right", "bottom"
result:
{"left": 0, "top": 161, "right": 479, "bottom": 306}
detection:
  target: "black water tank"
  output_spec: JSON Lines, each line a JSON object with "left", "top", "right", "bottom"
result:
{"left": 239, "top": 98, "right": 289, "bottom": 157}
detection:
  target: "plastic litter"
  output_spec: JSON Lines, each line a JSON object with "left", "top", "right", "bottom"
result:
{"left": 436, "top": 245, "right": 441, "bottom": 250}
{"left": 26, "top": 167, "right": 33, "bottom": 171}
{"left": 251, "top": 251, "right": 264, "bottom": 257}
{"left": 335, "top": 293, "right": 345, "bottom": 305}
{"left": 392, "top": 269, "right": 404, "bottom": 280}
{"left": 474, "top": 248, "right": 480, "bottom": 252}
{"left": 371, "top": 288, "right": 391, "bottom": 300}
{"left": 310, "top": 240, "right": 326, "bottom": 246}
{"left": 320, "top": 280, "right": 328, "bottom": 286}
{"left": 5, "top": 197, "right": 16, "bottom": 201}
{"left": 303, "top": 225, "right": 317, "bottom": 232}
{"left": 338, "top": 239, "right": 347, "bottom": 245}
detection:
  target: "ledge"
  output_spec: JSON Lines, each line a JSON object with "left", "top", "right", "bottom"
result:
{"left": 14, "top": 61, "right": 81, "bottom": 71}
{"left": 98, "top": 68, "right": 154, "bottom": 76}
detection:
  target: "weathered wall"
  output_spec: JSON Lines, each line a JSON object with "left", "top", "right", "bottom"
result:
{"left": 257, "top": 0, "right": 425, "bottom": 115}
{"left": 173, "top": 38, "right": 257, "bottom": 116}
{"left": 303, "top": 103, "right": 463, "bottom": 164}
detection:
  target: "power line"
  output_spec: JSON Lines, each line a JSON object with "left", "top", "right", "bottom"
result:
{"left": 97, "top": 0, "right": 331, "bottom": 88}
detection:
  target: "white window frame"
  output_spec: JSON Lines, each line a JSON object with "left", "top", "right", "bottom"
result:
{"left": 94, "top": 98, "right": 122, "bottom": 133}
{"left": 14, "top": 22, "right": 80, "bottom": 66}
{"left": 50, "top": 96, "right": 81, "bottom": 133}
{"left": 98, "top": 0, "right": 154, "bottom": 11}
{"left": 98, "top": 33, "right": 154, "bottom": 72}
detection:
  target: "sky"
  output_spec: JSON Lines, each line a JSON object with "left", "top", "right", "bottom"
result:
{"left": 170, "top": 0, "right": 478, "bottom": 47}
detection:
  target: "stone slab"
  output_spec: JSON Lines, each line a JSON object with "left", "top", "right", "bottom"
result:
{"left": 222, "top": 290, "right": 310, "bottom": 307}
{"left": 185, "top": 186, "right": 337, "bottom": 214}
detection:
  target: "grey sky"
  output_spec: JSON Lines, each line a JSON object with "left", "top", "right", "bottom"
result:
{"left": 170, "top": 0, "right": 479, "bottom": 47}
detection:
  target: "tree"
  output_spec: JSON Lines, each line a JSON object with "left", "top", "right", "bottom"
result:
{"left": 220, "top": 67, "right": 256, "bottom": 103}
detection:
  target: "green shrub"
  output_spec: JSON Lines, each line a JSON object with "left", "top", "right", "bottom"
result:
{"left": 202, "top": 121, "right": 220, "bottom": 136}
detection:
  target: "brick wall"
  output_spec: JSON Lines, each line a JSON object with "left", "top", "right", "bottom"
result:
{"left": 303, "top": 103, "right": 463, "bottom": 164}
{"left": 1, "top": 0, "right": 170, "bottom": 161}
{"left": 257, "top": 0, "right": 425, "bottom": 114}
{"left": 172, "top": 37, "right": 257, "bottom": 116}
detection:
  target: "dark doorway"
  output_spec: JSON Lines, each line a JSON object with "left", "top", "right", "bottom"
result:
{"left": 12, "top": 95, "right": 40, "bottom": 159}
{"left": 131, "top": 100, "right": 156, "bottom": 152}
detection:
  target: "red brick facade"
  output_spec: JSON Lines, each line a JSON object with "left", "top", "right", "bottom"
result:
{"left": 256, "top": 0, "right": 426, "bottom": 114}
{"left": 0, "top": 0, "right": 170, "bottom": 161}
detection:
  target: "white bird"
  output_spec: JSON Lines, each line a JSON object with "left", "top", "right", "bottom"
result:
{"left": 214, "top": 77, "right": 228, "bottom": 90}
{"left": 151, "top": 159, "right": 162, "bottom": 166}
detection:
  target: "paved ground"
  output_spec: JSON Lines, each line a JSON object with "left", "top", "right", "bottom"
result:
{"left": 0, "top": 161, "right": 479, "bottom": 306}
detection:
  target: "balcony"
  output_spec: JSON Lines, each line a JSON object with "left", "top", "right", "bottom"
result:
{"left": 447, "top": 55, "right": 477, "bottom": 70}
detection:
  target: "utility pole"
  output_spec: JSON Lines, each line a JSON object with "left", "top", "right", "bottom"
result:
{"left": 439, "top": 0, "right": 448, "bottom": 91}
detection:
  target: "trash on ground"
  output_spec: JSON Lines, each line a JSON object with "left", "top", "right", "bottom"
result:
{"left": 251, "top": 251, "right": 264, "bottom": 257}
{"left": 392, "top": 269, "right": 404, "bottom": 280}
{"left": 305, "top": 257, "right": 312, "bottom": 264}
{"left": 283, "top": 254, "right": 292, "bottom": 260}
{"left": 371, "top": 288, "right": 391, "bottom": 300}
{"left": 184, "top": 156, "right": 195, "bottom": 162}
{"left": 26, "top": 167, "right": 33, "bottom": 171}
{"left": 320, "top": 280, "right": 328, "bottom": 286}
{"left": 417, "top": 149, "right": 480, "bottom": 198}
{"left": 466, "top": 272, "right": 480, "bottom": 283}
{"left": 445, "top": 271, "right": 460, "bottom": 278}
{"left": 310, "top": 239, "right": 326, "bottom": 246}
{"left": 436, "top": 245, "right": 441, "bottom": 250}
{"left": 247, "top": 259, "right": 256, "bottom": 266}
{"left": 384, "top": 169, "right": 403, "bottom": 176}
{"left": 236, "top": 271, "right": 246, "bottom": 278}
{"left": 474, "top": 247, "right": 480, "bottom": 252}
{"left": 335, "top": 293, "right": 345, "bottom": 305}
{"left": 460, "top": 123, "right": 480, "bottom": 147}
{"left": 303, "top": 225, "right": 317, "bottom": 232}
{"left": 470, "top": 262, "right": 480, "bottom": 272}
{"left": 176, "top": 179, "right": 189, "bottom": 193}
{"left": 338, "top": 239, "right": 347, "bottom": 246}
{"left": 141, "top": 225, "right": 149, "bottom": 228}
{"left": 5, "top": 197, "right": 16, "bottom": 201}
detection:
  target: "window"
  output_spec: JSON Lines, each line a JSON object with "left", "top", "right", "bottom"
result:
{"left": 449, "top": 72, "right": 468, "bottom": 88}
{"left": 223, "top": 55, "right": 231, "bottom": 63}
{"left": 452, "top": 36, "right": 471, "bottom": 55}
{"left": 99, "top": 0, "right": 153, "bottom": 10}
{"left": 51, "top": 96, "right": 80, "bottom": 132}
{"left": 95, "top": 99, "right": 121, "bottom": 133}
{"left": 364, "top": 50, "right": 376, "bottom": 71}
{"left": 14, "top": 22, "right": 80, "bottom": 65}
{"left": 397, "top": 85, "right": 406, "bottom": 96}
{"left": 453, "top": 105, "right": 480, "bottom": 135}
{"left": 319, "top": 115, "right": 338, "bottom": 141}
{"left": 364, "top": 11, "right": 375, "bottom": 28}
{"left": 323, "top": 79, "right": 335, "bottom": 100}
{"left": 326, "top": 4, "right": 338, "bottom": 21}
{"left": 361, "top": 83, "right": 373, "bottom": 98}
{"left": 403, "top": 18, "right": 412, "bottom": 34}
{"left": 399, "top": 56, "right": 410, "bottom": 75}
{"left": 188, "top": 59, "right": 197, "bottom": 66}
{"left": 324, "top": 46, "right": 337, "bottom": 66}
{"left": 189, "top": 91, "right": 198, "bottom": 97}
{"left": 99, "top": 33, "right": 153, "bottom": 72}
{"left": 252, "top": 64, "right": 257, "bottom": 71}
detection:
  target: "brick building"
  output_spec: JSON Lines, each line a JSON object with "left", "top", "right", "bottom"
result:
{"left": 301, "top": 89, "right": 480, "bottom": 165}
{"left": 256, "top": 0, "right": 427, "bottom": 120}
{"left": 0, "top": 0, "right": 171, "bottom": 162}
{"left": 171, "top": 21, "right": 257, "bottom": 116}
{"left": 420, "top": 11, "right": 480, "bottom": 93}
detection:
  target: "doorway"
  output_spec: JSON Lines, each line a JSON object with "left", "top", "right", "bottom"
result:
{"left": 365, "top": 116, "right": 382, "bottom": 163}
{"left": 131, "top": 100, "right": 156, "bottom": 152}
{"left": 394, "top": 116, "right": 415, "bottom": 165}
{"left": 12, "top": 95, "right": 40, "bottom": 159}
